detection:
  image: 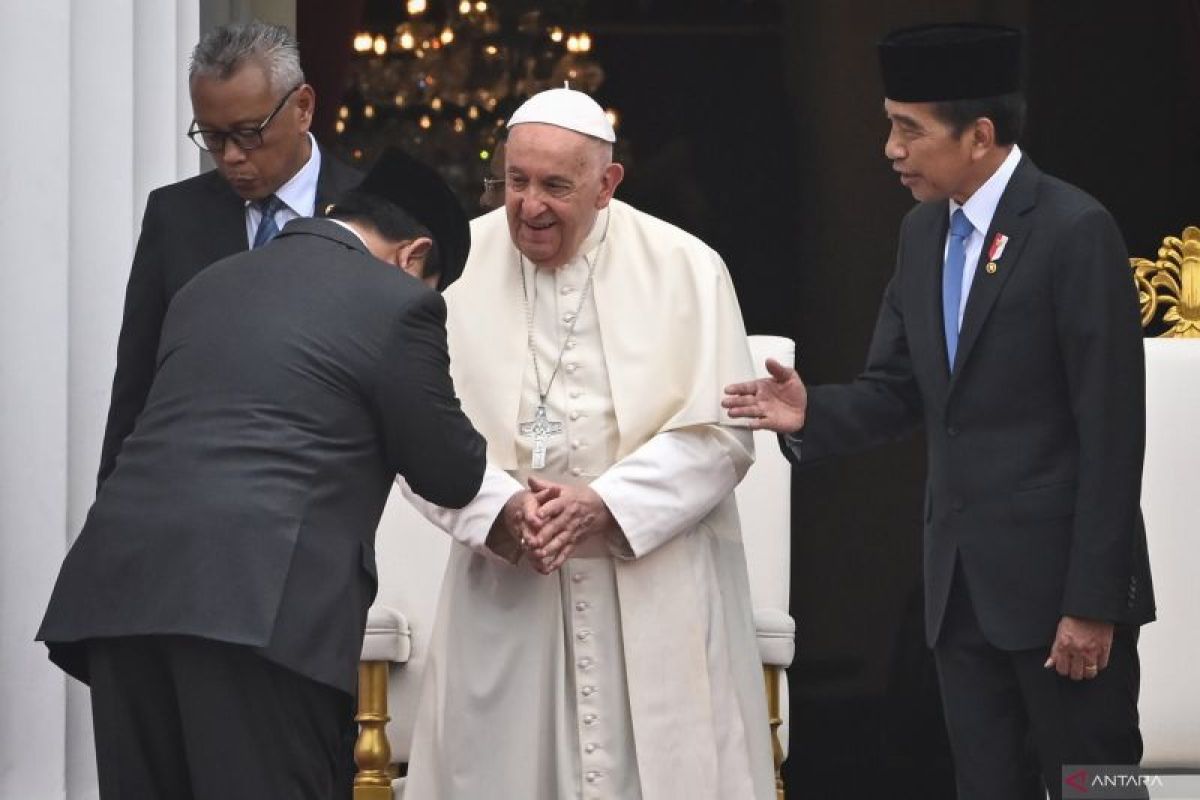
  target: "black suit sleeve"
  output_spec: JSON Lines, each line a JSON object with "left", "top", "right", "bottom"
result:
{"left": 97, "top": 192, "right": 168, "bottom": 490}
{"left": 375, "top": 289, "right": 486, "bottom": 509}
{"left": 1053, "top": 206, "right": 1146, "bottom": 622}
{"left": 784, "top": 264, "right": 924, "bottom": 466}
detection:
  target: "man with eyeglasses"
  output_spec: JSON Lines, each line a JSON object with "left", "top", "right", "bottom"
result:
{"left": 97, "top": 20, "right": 360, "bottom": 489}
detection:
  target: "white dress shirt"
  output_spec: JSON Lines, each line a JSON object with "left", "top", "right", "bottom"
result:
{"left": 244, "top": 132, "right": 322, "bottom": 246}
{"left": 945, "top": 143, "right": 1023, "bottom": 328}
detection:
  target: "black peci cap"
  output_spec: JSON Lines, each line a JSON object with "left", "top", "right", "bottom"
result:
{"left": 357, "top": 147, "right": 470, "bottom": 289}
{"left": 879, "top": 23, "right": 1023, "bottom": 103}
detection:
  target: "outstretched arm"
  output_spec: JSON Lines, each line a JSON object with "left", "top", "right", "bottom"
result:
{"left": 722, "top": 358, "right": 807, "bottom": 433}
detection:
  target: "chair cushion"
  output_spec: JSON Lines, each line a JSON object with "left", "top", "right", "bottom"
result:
{"left": 754, "top": 607, "right": 796, "bottom": 667}
{"left": 361, "top": 604, "right": 412, "bottom": 663}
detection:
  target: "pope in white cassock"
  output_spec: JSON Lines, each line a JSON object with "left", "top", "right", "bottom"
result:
{"left": 401, "top": 88, "right": 775, "bottom": 800}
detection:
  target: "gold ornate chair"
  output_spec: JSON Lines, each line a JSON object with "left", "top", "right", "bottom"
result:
{"left": 1131, "top": 224, "right": 1200, "bottom": 338}
{"left": 1128, "top": 227, "right": 1200, "bottom": 767}
{"left": 355, "top": 334, "right": 798, "bottom": 800}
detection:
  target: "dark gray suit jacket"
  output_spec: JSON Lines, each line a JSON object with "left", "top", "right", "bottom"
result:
{"left": 39, "top": 218, "right": 485, "bottom": 694}
{"left": 785, "top": 156, "right": 1155, "bottom": 649}
{"left": 98, "top": 147, "right": 361, "bottom": 487}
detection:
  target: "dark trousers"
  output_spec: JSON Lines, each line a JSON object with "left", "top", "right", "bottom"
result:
{"left": 934, "top": 566, "right": 1143, "bottom": 800}
{"left": 88, "top": 635, "right": 352, "bottom": 800}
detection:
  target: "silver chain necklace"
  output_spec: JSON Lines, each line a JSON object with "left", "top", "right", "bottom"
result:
{"left": 517, "top": 221, "right": 607, "bottom": 469}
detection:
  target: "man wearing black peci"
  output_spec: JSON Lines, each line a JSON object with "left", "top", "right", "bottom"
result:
{"left": 725, "top": 24, "right": 1154, "bottom": 800}
{"left": 37, "top": 148, "right": 484, "bottom": 800}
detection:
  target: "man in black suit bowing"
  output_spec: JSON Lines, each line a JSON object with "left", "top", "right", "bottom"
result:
{"left": 37, "top": 149, "right": 484, "bottom": 800}
{"left": 98, "top": 20, "right": 360, "bottom": 488}
{"left": 725, "top": 24, "right": 1153, "bottom": 800}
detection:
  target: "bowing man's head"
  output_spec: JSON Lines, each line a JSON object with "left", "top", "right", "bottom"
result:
{"left": 878, "top": 23, "right": 1026, "bottom": 204}
{"left": 503, "top": 88, "right": 625, "bottom": 269}
{"left": 187, "top": 21, "right": 316, "bottom": 202}
{"left": 327, "top": 148, "right": 470, "bottom": 291}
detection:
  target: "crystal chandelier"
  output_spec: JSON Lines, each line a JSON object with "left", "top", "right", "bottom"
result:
{"left": 334, "top": 0, "right": 615, "bottom": 207}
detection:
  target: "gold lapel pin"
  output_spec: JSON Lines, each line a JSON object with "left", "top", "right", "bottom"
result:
{"left": 985, "top": 261, "right": 998, "bottom": 274}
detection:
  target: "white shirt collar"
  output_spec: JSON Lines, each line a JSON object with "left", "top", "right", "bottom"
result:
{"left": 246, "top": 132, "right": 321, "bottom": 216}
{"left": 328, "top": 217, "right": 368, "bottom": 248}
{"left": 950, "top": 143, "right": 1022, "bottom": 235}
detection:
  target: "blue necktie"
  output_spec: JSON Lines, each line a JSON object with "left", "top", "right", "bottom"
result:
{"left": 942, "top": 209, "right": 974, "bottom": 369}
{"left": 252, "top": 194, "right": 285, "bottom": 248}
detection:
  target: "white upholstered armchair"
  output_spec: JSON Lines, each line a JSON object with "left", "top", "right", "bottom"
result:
{"left": 355, "top": 334, "right": 798, "bottom": 799}
{"left": 1137, "top": 339, "right": 1200, "bottom": 767}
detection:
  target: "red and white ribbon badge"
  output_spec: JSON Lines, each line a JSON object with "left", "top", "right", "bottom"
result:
{"left": 988, "top": 233, "right": 1009, "bottom": 262}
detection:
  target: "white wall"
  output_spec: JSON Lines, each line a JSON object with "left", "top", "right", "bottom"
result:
{"left": 0, "top": 1, "right": 198, "bottom": 796}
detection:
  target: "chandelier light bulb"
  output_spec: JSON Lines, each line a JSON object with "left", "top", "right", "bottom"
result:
{"left": 373, "top": 35, "right": 387, "bottom": 55}
{"left": 440, "top": 27, "right": 455, "bottom": 45}
{"left": 549, "top": 27, "right": 564, "bottom": 43}
{"left": 353, "top": 32, "right": 373, "bottom": 52}
{"left": 399, "top": 31, "right": 416, "bottom": 50}
{"left": 407, "top": 0, "right": 427, "bottom": 14}
{"left": 578, "top": 33, "right": 592, "bottom": 52}
{"left": 363, "top": 104, "right": 375, "bottom": 119}
{"left": 419, "top": 115, "right": 432, "bottom": 130}
{"left": 459, "top": 0, "right": 471, "bottom": 13}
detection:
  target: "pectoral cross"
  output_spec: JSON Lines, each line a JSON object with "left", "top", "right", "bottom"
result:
{"left": 518, "top": 404, "right": 563, "bottom": 469}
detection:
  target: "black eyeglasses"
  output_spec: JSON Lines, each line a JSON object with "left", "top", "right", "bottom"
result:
{"left": 186, "top": 84, "right": 301, "bottom": 153}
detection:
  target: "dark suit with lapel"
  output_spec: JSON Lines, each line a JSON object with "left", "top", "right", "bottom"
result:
{"left": 38, "top": 218, "right": 486, "bottom": 799}
{"left": 97, "top": 145, "right": 361, "bottom": 488}
{"left": 784, "top": 155, "right": 1153, "bottom": 797}
{"left": 41, "top": 216, "right": 484, "bottom": 690}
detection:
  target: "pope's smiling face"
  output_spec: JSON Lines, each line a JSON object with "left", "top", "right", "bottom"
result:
{"left": 504, "top": 123, "right": 623, "bottom": 269}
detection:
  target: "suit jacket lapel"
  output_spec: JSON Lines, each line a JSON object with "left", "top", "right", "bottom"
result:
{"left": 203, "top": 170, "right": 252, "bottom": 255}
{"left": 949, "top": 156, "right": 1039, "bottom": 389}
{"left": 909, "top": 204, "right": 953, "bottom": 395}
{"left": 314, "top": 144, "right": 362, "bottom": 217}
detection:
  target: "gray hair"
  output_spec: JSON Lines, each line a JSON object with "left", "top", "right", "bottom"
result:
{"left": 189, "top": 21, "right": 304, "bottom": 93}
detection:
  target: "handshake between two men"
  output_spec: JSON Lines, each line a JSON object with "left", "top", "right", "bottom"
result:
{"left": 494, "top": 477, "right": 616, "bottom": 574}
{"left": 485, "top": 357, "right": 809, "bottom": 577}
{"left": 484, "top": 359, "right": 809, "bottom": 577}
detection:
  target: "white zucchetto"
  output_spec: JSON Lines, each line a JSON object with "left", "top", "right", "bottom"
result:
{"left": 506, "top": 87, "right": 616, "bottom": 143}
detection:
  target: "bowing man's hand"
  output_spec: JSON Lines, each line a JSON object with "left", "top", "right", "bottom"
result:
{"left": 722, "top": 358, "right": 808, "bottom": 433}
{"left": 524, "top": 476, "right": 614, "bottom": 575}
{"left": 1044, "top": 615, "right": 1114, "bottom": 681}
{"left": 490, "top": 485, "right": 560, "bottom": 557}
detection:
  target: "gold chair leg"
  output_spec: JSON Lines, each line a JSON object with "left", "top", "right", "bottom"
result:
{"left": 763, "top": 665, "right": 785, "bottom": 800}
{"left": 354, "top": 661, "right": 394, "bottom": 800}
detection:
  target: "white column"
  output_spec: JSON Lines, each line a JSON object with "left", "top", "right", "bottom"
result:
{"left": 0, "top": 1, "right": 198, "bottom": 797}
{"left": 0, "top": 4, "right": 71, "bottom": 799}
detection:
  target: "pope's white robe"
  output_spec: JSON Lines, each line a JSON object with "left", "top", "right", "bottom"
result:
{"left": 402, "top": 200, "right": 775, "bottom": 800}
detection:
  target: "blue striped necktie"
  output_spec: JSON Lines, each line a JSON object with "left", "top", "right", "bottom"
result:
{"left": 252, "top": 194, "right": 285, "bottom": 248}
{"left": 942, "top": 209, "right": 974, "bottom": 369}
